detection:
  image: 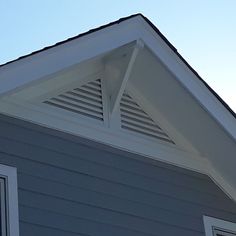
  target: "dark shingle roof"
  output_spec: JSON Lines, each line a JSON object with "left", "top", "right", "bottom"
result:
{"left": 1, "top": 13, "right": 235, "bottom": 118}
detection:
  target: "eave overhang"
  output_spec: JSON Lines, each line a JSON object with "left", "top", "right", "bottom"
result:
{"left": 0, "top": 14, "right": 236, "bottom": 201}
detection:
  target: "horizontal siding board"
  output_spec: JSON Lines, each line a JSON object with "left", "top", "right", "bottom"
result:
{"left": 20, "top": 222, "right": 88, "bottom": 236}
{"left": 0, "top": 137, "right": 234, "bottom": 211}
{"left": 18, "top": 183, "right": 203, "bottom": 232}
{"left": 1, "top": 156, "right": 236, "bottom": 217}
{"left": 0, "top": 115, "right": 210, "bottom": 179}
{"left": 0, "top": 119, "right": 220, "bottom": 187}
{"left": 18, "top": 190, "right": 203, "bottom": 233}
{"left": 17, "top": 173, "right": 236, "bottom": 228}
{"left": 2, "top": 152, "right": 235, "bottom": 223}
{"left": 19, "top": 206, "right": 203, "bottom": 236}
{"left": 1, "top": 152, "right": 235, "bottom": 224}
{"left": 0, "top": 115, "right": 235, "bottom": 236}
{"left": 15, "top": 162, "right": 236, "bottom": 219}
{"left": 0, "top": 122, "right": 226, "bottom": 197}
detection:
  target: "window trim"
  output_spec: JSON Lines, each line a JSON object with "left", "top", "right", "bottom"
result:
{"left": 204, "top": 216, "right": 236, "bottom": 236}
{"left": 0, "top": 164, "right": 19, "bottom": 236}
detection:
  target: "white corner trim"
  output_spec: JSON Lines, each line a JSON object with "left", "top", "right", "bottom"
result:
{"left": 203, "top": 216, "right": 236, "bottom": 236}
{"left": 0, "top": 164, "right": 19, "bottom": 236}
{"left": 207, "top": 163, "right": 236, "bottom": 202}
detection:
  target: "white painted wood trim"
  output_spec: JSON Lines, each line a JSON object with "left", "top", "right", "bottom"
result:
{"left": 0, "top": 17, "right": 142, "bottom": 97}
{"left": 203, "top": 216, "right": 236, "bottom": 236}
{"left": 136, "top": 17, "right": 236, "bottom": 141}
{"left": 0, "top": 99, "right": 207, "bottom": 169}
{"left": 126, "top": 83, "right": 200, "bottom": 154}
{"left": 110, "top": 39, "right": 143, "bottom": 114}
{"left": 0, "top": 14, "right": 235, "bottom": 145}
{"left": 0, "top": 14, "right": 235, "bottom": 203}
{"left": 207, "top": 164, "right": 236, "bottom": 202}
{"left": 1, "top": 98, "right": 236, "bottom": 201}
{"left": 0, "top": 164, "right": 19, "bottom": 236}
{"left": 100, "top": 70, "right": 109, "bottom": 127}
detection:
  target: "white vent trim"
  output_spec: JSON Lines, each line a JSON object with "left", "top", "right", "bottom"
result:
{"left": 214, "top": 228, "right": 236, "bottom": 236}
{"left": 43, "top": 79, "right": 104, "bottom": 122}
{"left": 120, "top": 92, "right": 174, "bottom": 144}
{"left": 0, "top": 164, "right": 19, "bottom": 236}
{"left": 204, "top": 216, "right": 236, "bottom": 236}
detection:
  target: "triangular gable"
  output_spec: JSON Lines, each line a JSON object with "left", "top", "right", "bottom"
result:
{"left": 0, "top": 14, "right": 235, "bottom": 201}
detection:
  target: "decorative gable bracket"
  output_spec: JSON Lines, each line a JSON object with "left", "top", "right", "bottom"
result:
{"left": 0, "top": 14, "right": 236, "bottom": 203}
{"left": 110, "top": 39, "right": 144, "bottom": 115}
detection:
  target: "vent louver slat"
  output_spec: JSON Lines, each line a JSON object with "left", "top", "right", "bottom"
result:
{"left": 120, "top": 92, "right": 174, "bottom": 144}
{"left": 43, "top": 79, "right": 104, "bottom": 122}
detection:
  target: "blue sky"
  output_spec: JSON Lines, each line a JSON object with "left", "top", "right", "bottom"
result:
{"left": 1, "top": 1, "right": 236, "bottom": 112}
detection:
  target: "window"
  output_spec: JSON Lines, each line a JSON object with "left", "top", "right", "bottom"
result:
{"left": 213, "top": 228, "right": 236, "bottom": 236}
{"left": 204, "top": 216, "right": 236, "bottom": 236}
{"left": 0, "top": 164, "right": 19, "bottom": 236}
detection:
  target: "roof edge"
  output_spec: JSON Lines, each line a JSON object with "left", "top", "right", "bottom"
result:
{"left": 0, "top": 13, "right": 235, "bottom": 119}
{"left": 139, "top": 15, "right": 236, "bottom": 119}
{"left": 0, "top": 13, "right": 142, "bottom": 68}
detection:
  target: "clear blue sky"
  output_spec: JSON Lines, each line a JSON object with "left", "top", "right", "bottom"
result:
{"left": 1, "top": 1, "right": 236, "bottom": 112}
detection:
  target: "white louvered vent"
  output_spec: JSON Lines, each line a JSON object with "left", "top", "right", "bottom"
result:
{"left": 120, "top": 92, "right": 174, "bottom": 144}
{"left": 43, "top": 79, "right": 104, "bottom": 122}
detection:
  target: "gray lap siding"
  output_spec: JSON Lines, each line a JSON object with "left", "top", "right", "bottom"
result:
{"left": 0, "top": 115, "right": 235, "bottom": 236}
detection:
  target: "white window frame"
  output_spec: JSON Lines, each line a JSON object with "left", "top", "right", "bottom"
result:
{"left": 0, "top": 164, "right": 19, "bottom": 236}
{"left": 204, "top": 216, "right": 236, "bottom": 236}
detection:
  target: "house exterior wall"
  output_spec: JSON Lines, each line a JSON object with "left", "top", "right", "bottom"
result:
{"left": 0, "top": 114, "right": 235, "bottom": 236}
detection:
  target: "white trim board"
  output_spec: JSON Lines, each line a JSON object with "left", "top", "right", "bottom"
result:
{"left": 0, "top": 17, "right": 142, "bottom": 96}
{"left": 204, "top": 216, "right": 236, "bottom": 236}
{"left": 0, "top": 15, "right": 236, "bottom": 142}
{"left": 0, "top": 14, "right": 236, "bottom": 202}
{"left": 0, "top": 14, "right": 235, "bottom": 141}
{"left": 0, "top": 164, "right": 19, "bottom": 236}
{"left": 1, "top": 98, "right": 236, "bottom": 201}
{"left": 136, "top": 17, "right": 236, "bottom": 141}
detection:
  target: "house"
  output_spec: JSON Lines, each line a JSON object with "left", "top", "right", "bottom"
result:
{"left": 0, "top": 13, "right": 236, "bottom": 236}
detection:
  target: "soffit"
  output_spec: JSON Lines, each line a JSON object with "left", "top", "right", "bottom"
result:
{"left": 0, "top": 14, "right": 235, "bottom": 201}
{"left": 128, "top": 46, "right": 236, "bottom": 193}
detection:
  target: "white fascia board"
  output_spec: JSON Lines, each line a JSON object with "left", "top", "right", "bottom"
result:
{"left": 206, "top": 161, "right": 236, "bottom": 201}
{"left": 135, "top": 17, "right": 236, "bottom": 141}
{"left": 0, "top": 17, "right": 143, "bottom": 97}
